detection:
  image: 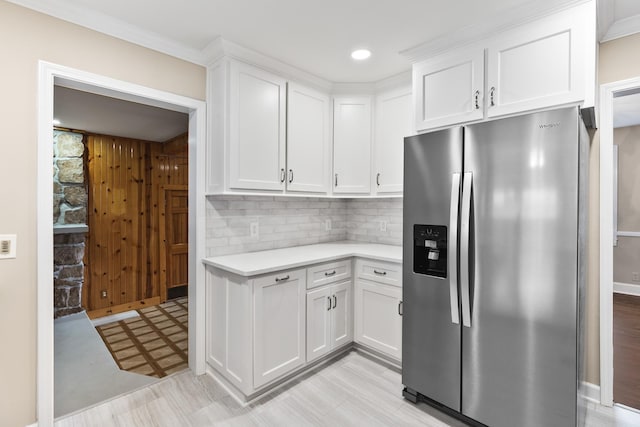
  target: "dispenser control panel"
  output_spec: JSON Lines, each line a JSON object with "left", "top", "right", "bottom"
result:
{"left": 413, "top": 224, "right": 447, "bottom": 278}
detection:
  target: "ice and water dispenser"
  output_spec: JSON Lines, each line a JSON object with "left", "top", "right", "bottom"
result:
{"left": 413, "top": 225, "right": 447, "bottom": 278}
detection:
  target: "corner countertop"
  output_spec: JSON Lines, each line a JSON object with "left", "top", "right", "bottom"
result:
{"left": 202, "top": 241, "right": 402, "bottom": 277}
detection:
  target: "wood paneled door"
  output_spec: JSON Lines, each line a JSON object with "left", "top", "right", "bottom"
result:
{"left": 85, "top": 133, "right": 188, "bottom": 318}
{"left": 160, "top": 186, "right": 188, "bottom": 302}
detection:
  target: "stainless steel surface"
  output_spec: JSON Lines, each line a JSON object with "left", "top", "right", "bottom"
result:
{"left": 459, "top": 172, "right": 472, "bottom": 328}
{"left": 403, "top": 127, "right": 463, "bottom": 412}
{"left": 461, "top": 107, "right": 580, "bottom": 427}
{"left": 448, "top": 173, "right": 461, "bottom": 325}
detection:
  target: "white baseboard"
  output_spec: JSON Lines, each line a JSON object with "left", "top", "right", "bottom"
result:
{"left": 614, "top": 282, "right": 640, "bottom": 296}
{"left": 581, "top": 381, "right": 600, "bottom": 403}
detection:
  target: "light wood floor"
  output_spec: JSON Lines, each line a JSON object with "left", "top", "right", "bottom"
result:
{"left": 56, "top": 350, "right": 640, "bottom": 427}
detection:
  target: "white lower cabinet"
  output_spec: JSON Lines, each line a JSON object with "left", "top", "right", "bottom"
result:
{"left": 354, "top": 279, "right": 402, "bottom": 361}
{"left": 306, "top": 280, "right": 352, "bottom": 363}
{"left": 254, "top": 269, "right": 306, "bottom": 388}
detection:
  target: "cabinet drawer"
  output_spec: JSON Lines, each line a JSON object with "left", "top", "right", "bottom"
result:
{"left": 355, "top": 259, "right": 401, "bottom": 287}
{"left": 306, "top": 259, "right": 351, "bottom": 289}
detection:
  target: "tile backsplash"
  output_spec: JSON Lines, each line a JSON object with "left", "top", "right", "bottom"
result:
{"left": 206, "top": 195, "right": 403, "bottom": 257}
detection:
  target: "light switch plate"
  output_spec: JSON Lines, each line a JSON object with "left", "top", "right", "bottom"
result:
{"left": 0, "top": 234, "right": 17, "bottom": 259}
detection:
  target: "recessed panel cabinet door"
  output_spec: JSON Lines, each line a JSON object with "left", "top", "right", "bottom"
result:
{"left": 374, "top": 87, "right": 413, "bottom": 194}
{"left": 486, "top": 13, "right": 583, "bottom": 118}
{"left": 287, "top": 83, "right": 330, "bottom": 193}
{"left": 413, "top": 48, "right": 484, "bottom": 131}
{"left": 229, "top": 61, "right": 286, "bottom": 191}
{"left": 333, "top": 96, "right": 372, "bottom": 194}
{"left": 354, "top": 279, "right": 402, "bottom": 360}
{"left": 331, "top": 280, "right": 353, "bottom": 348}
{"left": 306, "top": 286, "right": 332, "bottom": 363}
{"left": 253, "top": 269, "right": 305, "bottom": 389}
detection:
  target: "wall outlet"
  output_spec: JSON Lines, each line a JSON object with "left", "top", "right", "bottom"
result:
{"left": 250, "top": 222, "right": 259, "bottom": 239}
{"left": 325, "top": 219, "right": 332, "bottom": 231}
{"left": 380, "top": 220, "right": 387, "bottom": 232}
{"left": 0, "top": 234, "right": 17, "bottom": 259}
{"left": 632, "top": 272, "right": 640, "bottom": 282}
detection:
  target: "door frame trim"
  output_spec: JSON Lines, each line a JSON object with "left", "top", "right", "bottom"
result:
{"left": 37, "top": 61, "right": 207, "bottom": 425}
{"left": 599, "top": 75, "right": 640, "bottom": 407}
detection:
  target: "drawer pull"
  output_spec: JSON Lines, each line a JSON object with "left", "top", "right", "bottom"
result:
{"left": 324, "top": 270, "right": 337, "bottom": 277}
{"left": 373, "top": 269, "right": 387, "bottom": 276}
{"left": 327, "top": 296, "right": 332, "bottom": 311}
{"left": 333, "top": 295, "right": 337, "bottom": 309}
{"left": 275, "top": 275, "right": 290, "bottom": 282}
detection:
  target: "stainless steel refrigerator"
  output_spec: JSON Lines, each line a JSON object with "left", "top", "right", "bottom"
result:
{"left": 402, "top": 107, "right": 587, "bottom": 427}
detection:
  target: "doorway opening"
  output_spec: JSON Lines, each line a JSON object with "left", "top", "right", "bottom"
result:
{"left": 599, "top": 76, "right": 640, "bottom": 410}
{"left": 37, "top": 61, "right": 206, "bottom": 426}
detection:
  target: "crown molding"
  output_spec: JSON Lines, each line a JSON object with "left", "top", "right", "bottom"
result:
{"left": 601, "top": 13, "right": 640, "bottom": 43}
{"left": 400, "top": 0, "right": 592, "bottom": 63}
{"left": 596, "top": 0, "right": 615, "bottom": 41}
{"left": 7, "top": 0, "right": 206, "bottom": 65}
{"left": 374, "top": 70, "right": 411, "bottom": 92}
{"left": 203, "top": 37, "right": 333, "bottom": 92}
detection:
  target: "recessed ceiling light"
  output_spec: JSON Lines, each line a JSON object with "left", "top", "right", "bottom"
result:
{"left": 351, "top": 49, "right": 371, "bottom": 60}
{"left": 53, "top": 119, "right": 61, "bottom": 126}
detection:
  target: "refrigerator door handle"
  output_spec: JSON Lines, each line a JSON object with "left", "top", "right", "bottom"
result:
{"left": 460, "top": 172, "right": 473, "bottom": 328}
{"left": 448, "top": 173, "right": 461, "bottom": 325}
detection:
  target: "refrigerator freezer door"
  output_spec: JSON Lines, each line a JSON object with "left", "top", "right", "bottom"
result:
{"left": 462, "top": 108, "right": 579, "bottom": 427}
{"left": 402, "top": 127, "right": 463, "bottom": 411}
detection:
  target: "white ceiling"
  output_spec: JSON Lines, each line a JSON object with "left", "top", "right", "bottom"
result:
{"left": 54, "top": 86, "right": 188, "bottom": 142}
{"left": 17, "top": 0, "right": 640, "bottom": 136}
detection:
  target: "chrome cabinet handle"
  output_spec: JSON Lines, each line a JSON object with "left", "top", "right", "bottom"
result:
{"left": 332, "top": 295, "right": 337, "bottom": 309}
{"left": 460, "top": 172, "right": 473, "bottom": 328}
{"left": 288, "top": 169, "right": 293, "bottom": 183}
{"left": 335, "top": 173, "right": 338, "bottom": 187}
{"left": 490, "top": 87, "right": 496, "bottom": 107}
{"left": 376, "top": 173, "right": 381, "bottom": 186}
{"left": 398, "top": 301, "right": 403, "bottom": 316}
{"left": 373, "top": 269, "right": 387, "bottom": 276}
{"left": 280, "top": 168, "right": 286, "bottom": 183}
{"left": 324, "top": 270, "right": 336, "bottom": 277}
{"left": 327, "top": 296, "right": 332, "bottom": 311}
{"left": 448, "top": 173, "right": 461, "bottom": 325}
{"left": 474, "top": 90, "right": 480, "bottom": 110}
{"left": 275, "top": 275, "right": 290, "bottom": 282}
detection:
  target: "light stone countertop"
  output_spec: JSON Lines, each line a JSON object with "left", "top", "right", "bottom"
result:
{"left": 202, "top": 241, "right": 402, "bottom": 277}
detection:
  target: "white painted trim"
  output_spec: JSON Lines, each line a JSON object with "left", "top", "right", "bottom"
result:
{"left": 601, "top": 14, "right": 640, "bottom": 43}
{"left": 613, "top": 282, "right": 640, "bottom": 296}
{"left": 581, "top": 381, "right": 601, "bottom": 403}
{"left": 617, "top": 231, "right": 640, "bottom": 238}
{"left": 596, "top": 0, "right": 615, "bottom": 41}
{"left": 400, "top": 0, "right": 592, "bottom": 62}
{"left": 37, "top": 61, "right": 206, "bottom": 426}
{"left": 7, "top": 0, "right": 204, "bottom": 65}
{"left": 599, "top": 75, "right": 640, "bottom": 409}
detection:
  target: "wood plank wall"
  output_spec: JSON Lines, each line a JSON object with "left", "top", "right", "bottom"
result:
{"left": 85, "top": 133, "right": 188, "bottom": 315}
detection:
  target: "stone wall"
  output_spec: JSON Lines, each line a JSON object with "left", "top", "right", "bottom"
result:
{"left": 53, "top": 130, "right": 87, "bottom": 318}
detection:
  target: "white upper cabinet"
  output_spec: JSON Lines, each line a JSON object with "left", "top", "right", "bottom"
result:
{"left": 485, "top": 3, "right": 593, "bottom": 118}
{"left": 413, "top": 48, "right": 484, "bottom": 131}
{"left": 286, "top": 83, "right": 331, "bottom": 193}
{"left": 412, "top": 1, "right": 595, "bottom": 131}
{"left": 333, "top": 96, "right": 372, "bottom": 194}
{"left": 374, "top": 87, "right": 413, "bottom": 194}
{"left": 229, "top": 61, "right": 287, "bottom": 191}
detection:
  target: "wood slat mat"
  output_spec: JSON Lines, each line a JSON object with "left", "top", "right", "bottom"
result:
{"left": 96, "top": 298, "right": 188, "bottom": 378}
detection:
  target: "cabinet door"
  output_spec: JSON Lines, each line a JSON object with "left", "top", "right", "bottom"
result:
{"left": 331, "top": 280, "right": 353, "bottom": 349}
{"left": 254, "top": 269, "right": 305, "bottom": 388}
{"left": 354, "top": 280, "right": 402, "bottom": 360}
{"left": 229, "top": 61, "right": 286, "bottom": 191}
{"left": 287, "top": 83, "right": 330, "bottom": 193}
{"left": 333, "top": 96, "right": 372, "bottom": 194}
{"left": 374, "top": 87, "right": 412, "bottom": 194}
{"left": 413, "top": 48, "right": 484, "bottom": 131}
{"left": 306, "top": 286, "right": 332, "bottom": 363}
{"left": 485, "top": 4, "right": 589, "bottom": 117}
